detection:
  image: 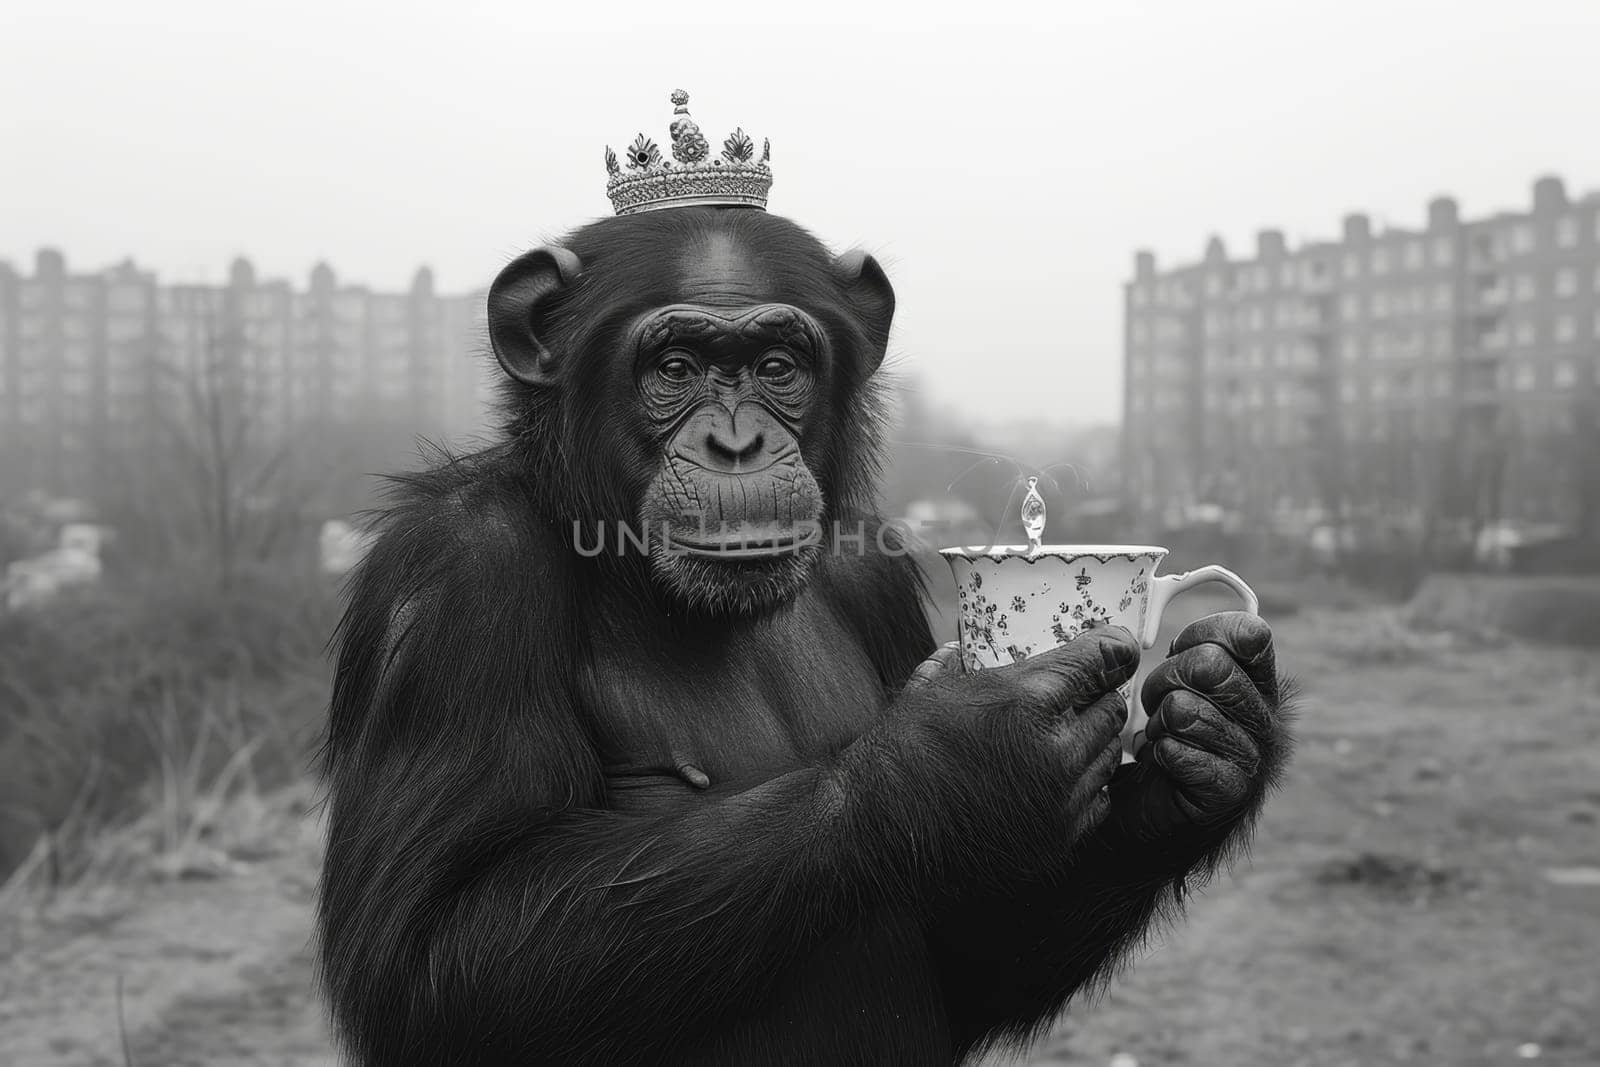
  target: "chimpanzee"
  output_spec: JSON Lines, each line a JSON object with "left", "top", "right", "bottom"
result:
{"left": 316, "top": 205, "right": 1295, "bottom": 1066}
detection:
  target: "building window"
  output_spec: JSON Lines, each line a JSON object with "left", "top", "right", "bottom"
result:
{"left": 63, "top": 284, "right": 95, "bottom": 312}
{"left": 1432, "top": 237, "right": 1454, "bottom": 265}
{"left": 1372, "top": 292, "right": 1389, "bottom": 318}
{"left": 1131, "top": 285, "right": 1149, "bottom": 307}
{"left": 1556, "top": 268, "right": 1578, "bottom": 297}
{"left": 1434, "top": 370, "right": 1452, "bottom": 397}
{"left": 1555, "top": 361, "right": 1577, "bottom": 388}
{"left": 1404, "top": 240, "right": 1424, "bottom": 270}
{"left": 108, "top": 285, "right": 145, "bottom": 314}
{"left": 1511, "top": 223, "right": 1535, "bottom": 254}
{"left": 1342, "top": 294, "right": 1361, "bottom": 320}
{"left": 1343, "top": 252, "right": 1361, "bottom": 278}
{"left": 1280, "top": 262, "right": 1296, "bottom": 287}
{"left": 1372, "top": 247, "right": 1390, "bottom": 274}
{"left": 1557, "top": 216, "right": 1580, "bottom": 248}
{"left": 1515, "top": 320, "right": 1537, "bottom": 346}
{"left": 1556, "top": 315, "right": 1576, "bottom": 343}
{"left": 1513, "top": 273, "right": 1537, "bottom": 302}
{"left": 1433, "top": 283, "right": 1453, "bottom": 311}
{"left": 1341, "top": 337, "right": 1361, "bottom": 361}
{"left": 1513, "top": 364, "right": 1537, "bottom": 391}
{"left": 1432, "top": 326, "right": 1452, "bottom": 355}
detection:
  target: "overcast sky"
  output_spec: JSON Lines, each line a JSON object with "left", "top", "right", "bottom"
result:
{"left": 5, "top": 0, "right": 1600, "bottom": 425}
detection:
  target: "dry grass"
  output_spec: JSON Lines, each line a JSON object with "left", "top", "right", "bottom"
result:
{"left": 0, "top": 563, "right": 336, "bottom": 900}
{"left": 1409, "top": 573, "right": 1600, "bottom": 648}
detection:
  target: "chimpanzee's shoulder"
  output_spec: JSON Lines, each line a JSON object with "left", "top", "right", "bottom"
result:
{"left": 817, "top": 539, "right": 937, "bottom": 690}
{"left": 826, "top": 542, "right": 924, "bottom": 593}
{"left": 818, "top": 513, "right": 934, "bottom": 606}
{"left": 362, "top": 443, "right": 559, "bottom": 577}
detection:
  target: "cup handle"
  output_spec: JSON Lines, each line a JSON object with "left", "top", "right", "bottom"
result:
{"left": 1137, "top": 565, "right": 1259, "bottom": 649}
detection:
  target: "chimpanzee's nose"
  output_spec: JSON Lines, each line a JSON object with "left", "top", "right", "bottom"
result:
{"left": 706, "top": 418, "right": 765, "bottom": 468}
{"left": 677, "top": 403, "right": 786, "bottom": 474}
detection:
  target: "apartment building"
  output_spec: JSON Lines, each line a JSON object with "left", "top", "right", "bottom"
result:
{"left": 1124, "top": 176, "right": 1600, "bottom": 529}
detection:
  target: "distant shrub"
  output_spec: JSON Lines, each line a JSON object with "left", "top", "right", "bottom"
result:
{"left": 0, "top": 561, "right": 339, "bottom": 885}
{"left": 1408, "top": 574, "right": 1600, "bottom": 648}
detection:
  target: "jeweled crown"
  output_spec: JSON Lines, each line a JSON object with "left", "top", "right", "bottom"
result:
{"left": 604, "top": 90, "right": 772, "bottom": 215}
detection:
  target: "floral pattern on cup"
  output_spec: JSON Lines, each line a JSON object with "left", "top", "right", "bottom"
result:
{"left": 945, "top": 549, "right": 1161, "bottom": 673}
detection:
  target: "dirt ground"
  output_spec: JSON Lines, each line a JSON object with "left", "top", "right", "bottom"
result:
{"left": 2, "top": 599, "right": 1597, "bottom": 1066}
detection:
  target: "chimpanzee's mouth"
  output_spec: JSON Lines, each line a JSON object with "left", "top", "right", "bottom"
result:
{"left": 665, "top": 526, "right": 820, "bottom": 560}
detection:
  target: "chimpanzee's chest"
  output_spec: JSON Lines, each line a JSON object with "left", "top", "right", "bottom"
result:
{"left": 580, "top": 596, "right": 887, "bottom": 812}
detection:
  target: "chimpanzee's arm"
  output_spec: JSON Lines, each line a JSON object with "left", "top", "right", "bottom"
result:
{"left": 316, "top": 503, "right": 1132, "bottom": 1066}
{"left": 931, "top": 763, "right": 1270, "bottom": 1061}
{"left": 928, "top": 616, "right": 1296, "bottom": 1061}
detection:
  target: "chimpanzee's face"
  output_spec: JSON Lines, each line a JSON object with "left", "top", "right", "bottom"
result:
{"left": 630, "top": 298, "right": 829, "bottom": 614}
{"left": 485, "top": 209, "right": 895, "bottom": 618}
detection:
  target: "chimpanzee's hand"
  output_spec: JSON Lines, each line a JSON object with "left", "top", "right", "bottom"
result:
{"left": 895, "top": 627, "right": 1142, "bottom": 846}
{"left": 1110, "top": 611, "right": 1292, "bottom": 845}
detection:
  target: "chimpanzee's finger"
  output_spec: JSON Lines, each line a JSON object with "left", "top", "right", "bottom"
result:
{"left": 1150, "top": 737, "right": 1251, "bottom": 822}
{"left": 1020, "top": 626, "right": 1141, "bottom": 713}
{"left": 1144, "top": 690, "right": 1261, "bottom": 771}
{"left": 1143, "top": 642, "right": 1272, "bottom": 740}
{"left": 903, "top": 641, "right": 962, "bottom": 691}
{"left": 1107, "top": 759, "right": 1188, "bottom": 838}
{"left": 1066, "top": 734, "right": 1124, "bottom": 805}
{"left": 1046, "top": 691, "right": 1129, "bottom": 766}
{"left": 1169, "top": 611, "right": 1278, "bottom": 706}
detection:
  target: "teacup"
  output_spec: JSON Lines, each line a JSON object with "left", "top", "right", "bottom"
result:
{"left": 940, "top": 544, "right": 1259, "bottom": 712}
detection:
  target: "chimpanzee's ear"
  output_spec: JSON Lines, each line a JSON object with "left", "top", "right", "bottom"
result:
{"left": 487, "top": 247, "right": 583, "bottom": 387}
{"left": 835, "top": 249, "right": 895, "bottom": 372}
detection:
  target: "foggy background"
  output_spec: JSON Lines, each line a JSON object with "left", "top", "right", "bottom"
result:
{"left": 3, "top": 3, "right": 1599, "bottom": 1066}
{"left": 9, "top": 1, "right": 1600, "bottom": 423}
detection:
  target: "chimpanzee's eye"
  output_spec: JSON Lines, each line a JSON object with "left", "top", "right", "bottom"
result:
{"left": 657, "top": 353, "right": 698, "bottom": 384}
{"left": 756, "top": 352, "right": 797, "bottom": 384}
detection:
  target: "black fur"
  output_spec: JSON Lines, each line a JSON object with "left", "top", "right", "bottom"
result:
{"left": 316, "top": 209, "right": 1292, "bottom": 1065}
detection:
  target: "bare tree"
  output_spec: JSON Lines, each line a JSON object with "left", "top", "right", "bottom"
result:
{"left": 100, "top": 310, "right": 305, "bottom": 589}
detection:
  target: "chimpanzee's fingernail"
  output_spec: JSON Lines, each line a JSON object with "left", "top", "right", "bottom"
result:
{"left": 1162, "top": 696, "right": 1197, "bottom": 731}
{"left": 1230, "top": 614, "right": 1272, "bottom": 659}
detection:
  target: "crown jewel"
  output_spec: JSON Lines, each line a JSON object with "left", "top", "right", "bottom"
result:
{"left": 605, "top": 91, "right": 773, "bottom": 215}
